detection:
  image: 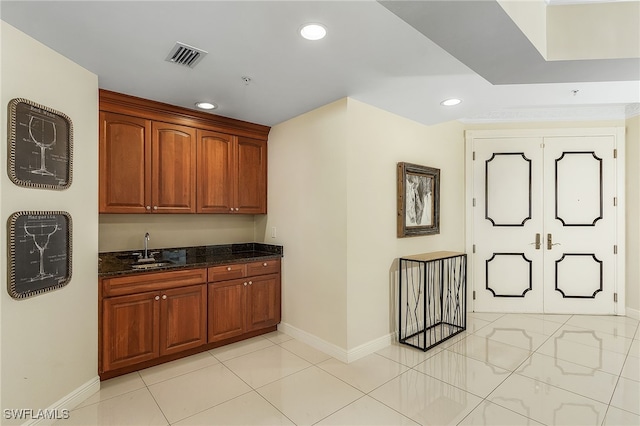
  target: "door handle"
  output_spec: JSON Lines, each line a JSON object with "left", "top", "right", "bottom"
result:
{"left": 547, "top": 233, "right": 561, "bottom": 250}
{"left": 529, "top": 233, "right": 541, "bottom": 250}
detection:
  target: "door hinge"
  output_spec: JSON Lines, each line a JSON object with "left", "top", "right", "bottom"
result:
{"left": 473, "top": 291, "right": 476, "bottom": 300}
{"left": 614, "top": 149, "right": 617, "bottom": 159}
{"left": 473, "top": 151, "right": 476, "bottom": 161}
{"left": 614, "top": 197, "right": 617, "bottom": 207}
{"left": 614, "top": 293, "right": 618, "bottom": 303}
{"left": 473, "top": 244, "right": 476, "bottom": 253}
{"left": 473, "top": 198, "right": 476, "bottom": 207}
{"left": 614, "top": 245, "right": 618, "bottom": 254}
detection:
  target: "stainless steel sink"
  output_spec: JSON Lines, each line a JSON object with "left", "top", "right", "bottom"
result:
{"left": 131, "top": 261, "right": 173, "bottom": 270}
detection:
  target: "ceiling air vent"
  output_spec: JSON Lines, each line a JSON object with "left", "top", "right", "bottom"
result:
{"left": 165, "top": 42, "right": 207, "bottom": 68}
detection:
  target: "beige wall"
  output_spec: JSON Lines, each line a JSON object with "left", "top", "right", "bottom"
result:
{"left": 626, "top": 114, "right": 640, "bottom": 315}
{"left": 258, "top": 98, "right": 466, "bottom": 353}
{"left": 1, "top": 21, "right": 98, "bottom": 421}
{"left": 345, "top": 99, "right": 466, "bottom": 350}
{"left": 256, "top": 99, "right": 349, "bottom": 349}
{"left": 99, "top": 214, "right": 256, "bottom": 252}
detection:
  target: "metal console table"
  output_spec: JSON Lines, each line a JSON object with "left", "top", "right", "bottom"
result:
{"left": 398, "top": 251, "right": 467, "bottom": 351}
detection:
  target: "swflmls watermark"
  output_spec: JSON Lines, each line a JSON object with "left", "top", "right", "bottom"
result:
{"left": 3, "top": 408, "right": 70, "bottom": 420}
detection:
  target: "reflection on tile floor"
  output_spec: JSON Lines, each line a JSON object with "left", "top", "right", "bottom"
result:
{"left": 59, "top": 315, "right": 639, "bottom": 425}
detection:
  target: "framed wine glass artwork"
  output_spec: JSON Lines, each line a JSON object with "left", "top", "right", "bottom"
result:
{"left": 7, "top": 211, "right": 72, "bottom": 299}
{"left": 7, "top": 98, "right": 73, "bottom": 190}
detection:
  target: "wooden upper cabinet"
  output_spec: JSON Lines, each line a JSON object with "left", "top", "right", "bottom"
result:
{"left": 99, "top": 112, "right": 151, "bottom": 213}
{"left": 152, "top": 122, "right": 197, "bottom": 213}
{"left": 99, "top": 90, "right": 269, "bottom": 214}
{"left": 197, "top": 132, "right": 267, "bottom": 214}
{"left": 197, "top": 130, "right": 235, "bottom": 213}
{"left": 236, "top": 137, "right": 267, "bottom": 214}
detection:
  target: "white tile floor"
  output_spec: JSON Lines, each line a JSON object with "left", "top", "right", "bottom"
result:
{"left": 59, "top": 313, "right": 639, "bottom": 425}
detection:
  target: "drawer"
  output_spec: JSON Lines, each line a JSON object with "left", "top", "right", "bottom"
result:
{"left": 102, "top": 268, "right": 207, "bottom": 297}
{"left": 246, "top": 259, "right": 280, "bottom": 277}
{"left": 208, "top": 263, "right": 246, "bottom": 282}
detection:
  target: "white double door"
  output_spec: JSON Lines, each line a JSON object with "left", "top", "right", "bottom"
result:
{"left": 471, "top": 134, "right": 619, "bottom": 314}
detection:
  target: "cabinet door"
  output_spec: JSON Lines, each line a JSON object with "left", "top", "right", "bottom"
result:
{"left": 246, "top": 274, "right": 280, "bottom": 332}
{"left": 197, "top": 130, "right": 235, "bottom": 213}
{"left": 102, "top": 292, "right": 160, "bottom": 372}
{"left": 236, "top": 137, "right": 267, "bottom": 214}
{"left": 99, "top": 112, "right": 151, "bottom": 213}
{"left": 152, "top": 122, "right": 197, "bottom": 213}
{"left": 160, "top": 285, "right": 207, "bottom": 356}
{"left": 208, "top": 279, "right": 245, "bottom": 342}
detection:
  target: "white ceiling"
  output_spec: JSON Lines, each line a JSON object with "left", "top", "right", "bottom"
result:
{"left": 1, "top": 0, "right": 638, "bottom": 127}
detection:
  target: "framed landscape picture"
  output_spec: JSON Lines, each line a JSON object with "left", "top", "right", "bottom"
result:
{"left": 397, "top": 162, "right": 440, "bottom": 237}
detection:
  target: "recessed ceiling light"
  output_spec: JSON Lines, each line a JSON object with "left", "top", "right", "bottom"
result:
{"left": 440, "top": 98, "right": 462, "bottom": 107}
{"left": 300, "top": 23, "right": 327, "bottom": 41}
{"left": 195, "top": 102, "right": 217, "bottom": 110}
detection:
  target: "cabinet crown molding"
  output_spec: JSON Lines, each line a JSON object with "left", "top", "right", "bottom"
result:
{"left": 99, "top": 89, "right": 270, "bottom": 140}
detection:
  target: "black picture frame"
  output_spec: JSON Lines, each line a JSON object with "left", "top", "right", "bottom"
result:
{"left": 397, "top": 162, "right": 440, "bottom": 237}
{"left": 7, "top": 211, "right": 73, "bottom": 299}
{"left": 7, "top": 98, "right": 73, "bottom": 190}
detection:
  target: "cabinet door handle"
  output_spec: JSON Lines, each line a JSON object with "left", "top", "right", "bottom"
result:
{"left": 235, "top": 207, "right": 239, "bottom": 211}
{"left": 154, "top": 295, "right": 160, "bottom": 301}
{"left": 162, "top": 294, "right": 167, "bottom": 300}
{"left": 230, "top": 208, "right": 234, "bottom": 212}
{"left": 243, "top": 282, "right": 248, "bottom": 286}
{"left": 146, "top": 206, "right": 151, "bottom": 211}
{"left": 248, "top": 281, "right": 252, "bottom": 285}
{"left": 227, "top": 267, "right": 232, "bottom": 271}
{"left": 263, "top": 262, "right": 268, "bottom": 267}
{"left": 153, "top": 206, "right": 158, "bottom": 210}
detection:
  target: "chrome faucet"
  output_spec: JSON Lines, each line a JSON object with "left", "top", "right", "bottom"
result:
{"left": 143, "top": 232, "right": 151, "bottom": 260}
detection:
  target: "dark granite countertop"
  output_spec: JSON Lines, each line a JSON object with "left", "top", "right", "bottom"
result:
{"left": 99, "top": 243, "right": 283, "bottom": 277}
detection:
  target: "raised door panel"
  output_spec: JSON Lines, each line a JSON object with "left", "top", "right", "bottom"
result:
{"left": 197, "top": 130, "right": 235, "bottom": 213}
{"left": 102, "top": 292, "right": 159, "bottom": 372}
{"left": 99, "top": 112, "right": 151, "bottom": 213}
{"left": 152, "top": 122, "right": 197, "bottom": 213}
{"left": 246, "top": 274, "right": 280, "bottom": 331}
{"left": 236, "top": 137, "right": 267, "bottom": 214}
{"left": 160, "top": 285, "right": 207, "bottom": 355}
{"left": 208, "top": 280, "right": 245, "bottom": 342}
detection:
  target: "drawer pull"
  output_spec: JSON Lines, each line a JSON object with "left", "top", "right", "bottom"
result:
{"left": 227, "top": 267, "right": 232, "bottom": 271}
{"left": 263, "top": 262, "right": 267, "bottom": 267}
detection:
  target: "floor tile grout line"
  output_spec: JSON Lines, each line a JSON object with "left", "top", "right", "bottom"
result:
{"left": 138, "top": 353, "right": 221, "bottom": 387}
{"left": 71, "top": 371, "right": 147, "bottom": 411}
{"left": 143, "top": 380, "right": 172, "bottom": 426}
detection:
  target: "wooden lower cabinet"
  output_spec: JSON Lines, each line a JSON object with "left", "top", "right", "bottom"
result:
{"left": 102, "top": 284, "right": 206, "bottom": 373}
{"left": 102, "top": 292, "right": 160, "bottom": 372}
{"left": 208, "top": 274, "right": 280, "bottom": 343}
{"left": 161, "top": 285, "right": 207, "bottom": 355}
{"left": 208, "top": 279, "right": 245, "bottom": 342}
{"left": 246, "top": 274, "right": 280, "bottom": 332}
{"left": 100, "top": 259, "right": 281, "bottom": 379}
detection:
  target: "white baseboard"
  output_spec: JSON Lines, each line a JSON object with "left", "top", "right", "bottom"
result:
{"left": 345, "top": 333, "right": 393, "bottom": 363}
{"left": 25, "top": 376, "right": 100, "bottom": 426}
{"left": 626, "top": 306, "right": 640, "bottom": 320}
{"left": 278, "top": 322, "right": 392, "bottom": 363}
